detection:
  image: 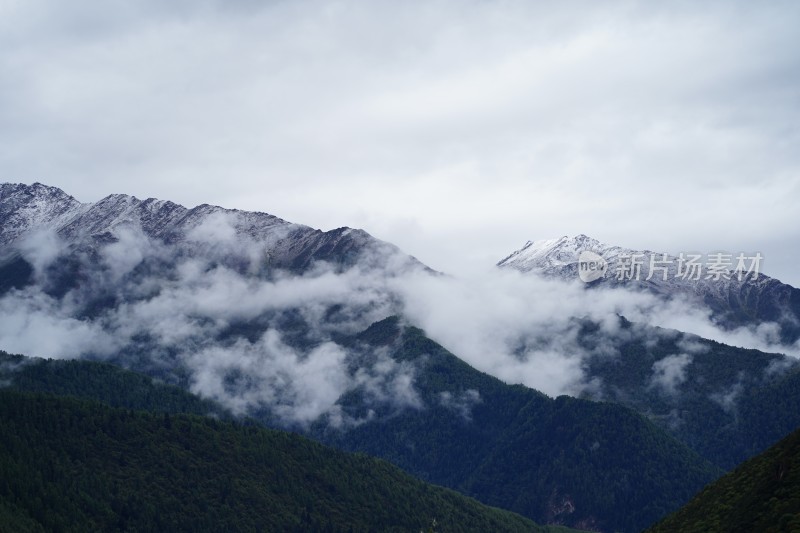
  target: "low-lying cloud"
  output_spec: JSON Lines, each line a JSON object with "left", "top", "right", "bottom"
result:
{"left": 0, "top": 223, "right": 797, "bottom": 425}
{"left": 649, "top": 353, "right": 692, "bottom": 396}
{"left": 395, "top": 266, "right": 799, "bottom": 397}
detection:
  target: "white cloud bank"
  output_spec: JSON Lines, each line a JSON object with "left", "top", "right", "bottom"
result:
{"left": 0, "top": 225, "right": 797, "bottom": 423}
{"left": 395, "top": 266, "right": 800, "bottom": 397}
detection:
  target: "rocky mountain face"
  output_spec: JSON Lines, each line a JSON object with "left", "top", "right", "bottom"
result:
{"left": 498, "top": 234, "right": 800, "bottom": 344}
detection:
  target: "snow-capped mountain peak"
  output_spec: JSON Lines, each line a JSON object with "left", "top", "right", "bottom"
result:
{"left": 497, "top": 234, "right": 607, "bottom": 271}
{"left": 497, "top": 234, "right": 800, "bottom": 344}
{"left": 497, "top": 234, "right": 644, "bottom": 275}
{"left": 0, "top": 182, "right": 85, "bottom": 246}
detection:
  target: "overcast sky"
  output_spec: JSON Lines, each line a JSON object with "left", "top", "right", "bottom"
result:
{"left": 2, "top": 0, "right": 799, "bottom": 284}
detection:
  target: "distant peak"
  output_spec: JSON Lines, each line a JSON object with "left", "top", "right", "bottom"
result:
{"left": 0, "top": 182, "right": 80, "bottom": 207}
{"left": 522, "top": 234, "right": 603, "bottom": 253}
{"left": 1, "top": 181, "right": 73, "bottom": 197}
{"left": 99, "top": 193, "right": 139, "bottom": 202}
{"left": 497, "top": 234, "right": 610, "bottom": 270}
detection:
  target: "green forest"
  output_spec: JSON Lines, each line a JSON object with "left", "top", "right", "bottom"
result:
{"left": 1, "top": 319, "right": 723, "bottom": 533}
{"left": 3, "top": 314, "right": 799, "bottom": 532}
{"left": 647, "top": 426, "right": 800, "bottom": 532}
{"left": 314, "top": 317, "right": 722, "bottom": 532}
{"left": 0, "top": 389, "right": 560, "bottom": 533}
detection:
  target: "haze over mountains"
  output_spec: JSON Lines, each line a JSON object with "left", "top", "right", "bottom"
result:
{"left": 1, "top": 182, "right": 799, "bottom": 531}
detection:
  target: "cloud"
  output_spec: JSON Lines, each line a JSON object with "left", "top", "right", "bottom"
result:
{"left": 185, "top": 330, "right": 352, "bottom": 425}
{"left": 711, "top": 379, "right": 745, "bottom": 414}
{"left": 18, "top": 230, "right": 64, "bottom": 274}
{"left": 0, "top": 288, "right": 117, "bottom": 359}
{"left": 439, "top": 389, "right": 481, "bottom": 421}
{"left": 394, "top": 267, "right": 620, "bottom": 396}
{"left": 1, "top": 217, "right": 798, "bottom": 426}
{"left": 186, "top": 211, "right": 238, "bottom": 245}
{"left": 637, "top": 300, "right": 800, "bottom": 357}
{"left": 394, "top": 266, "right": 800, "bottom": 397}
{"left": 649, "top": 353, "right": 693, "bottom": 396}
{"left": 0, "top": 224, "right": 424, "bottom": 425}
{"left": 183, "top": 329, "right": 425, "bottom": 427}
{"left": 1, "top": 1, "right": 799, "bottom": 284}
{"left": 101, "top": 225, "right": 160, "bottom": 281}
{"left": 352, "top": 350, "right": 424, "bottom": 411}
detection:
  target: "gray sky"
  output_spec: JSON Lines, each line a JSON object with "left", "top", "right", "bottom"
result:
{"left": 2, "top": 0, "right": 799, "bottom": 284}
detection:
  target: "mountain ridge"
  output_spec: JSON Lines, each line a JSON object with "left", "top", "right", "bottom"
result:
{"left": 0, "top": 181, "right": 425, "bottom": 274}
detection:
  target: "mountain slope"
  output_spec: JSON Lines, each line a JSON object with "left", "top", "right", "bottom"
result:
{"left": 312, "top": 317, "right": 722, "bottom": 533}
{"left": 570, "top": 317, "right": 800, "bottom": 470}
{"left": 1, "top": 326, "right": 720, "bottom": 533}
{"left": 0, "top": 182, "right": 428, "bottom": 412}
{"left": 496, "top": 236, "right": 800, "bottom": 473}
{"left": 646, "top": 426, "right": 800, "bottom": 533}
{"left": 0, "top": 389, "right": 556, "bottom": 533}
{"left": 0, "top": 350, "right": 229, "bottom": 417}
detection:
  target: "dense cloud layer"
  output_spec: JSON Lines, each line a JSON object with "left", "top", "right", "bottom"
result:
{"left": 396, "top": 266, "right": 800, "bottom": 397}
{"left": 0, "top": 226, "right": 797, "bottom": 424}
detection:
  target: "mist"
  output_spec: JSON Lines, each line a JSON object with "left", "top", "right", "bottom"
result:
{"left": 395, "top": 266, "right": 799, "bottom": 396}
{"left": 0, "top": 221, "right": 797, "bottom": 425}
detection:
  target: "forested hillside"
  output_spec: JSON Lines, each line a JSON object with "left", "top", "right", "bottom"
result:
{"left": 647, "top": 426, "right": 800, "bottom": 532}
{"left": 1, "top": 318, "right": 723, "bottom": 533}
{"left": 313, "top": 318, "right": 722, "bottom": 532}
{"left": 0, "top": 390, "right": 558, "bottom": 533}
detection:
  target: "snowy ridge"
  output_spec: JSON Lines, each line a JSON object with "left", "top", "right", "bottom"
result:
{"left": 0, "top": 183, "right": 298, "bottom": 244}
{"left": 0, "top": 182, "right": 87, "bottom": 246}
{"left": 498, "top": 233, "right": 772, "bottom": 289}
{"left": 0, "top": 182, "right": 424, "bottom": 274}
{"left": 497, "top": 234, "right": 637, "bottom": 273}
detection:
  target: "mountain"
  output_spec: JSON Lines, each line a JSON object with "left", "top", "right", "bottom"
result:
{"left": 496, "top": 237, "right": 800, "bottom": 471}
{"left": 0, "top": 389, "right": 557, "bottom": 533}
{"left": 309, "top": 317, "right": 721, "bottom": 533}
{"left": 498, "top": 234, "right": 800, "bottom": 344}
{"left": 646, "top": 426, "right": 800, "bottom": 533}
{"left": 0, "top": 183, "right": 785, "bottom": 531}
{"left": 0, "top": 181, "right": 425, "bottom": 280}
{"left": 0, "top": 181, "right": 426, "bottom": 384}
